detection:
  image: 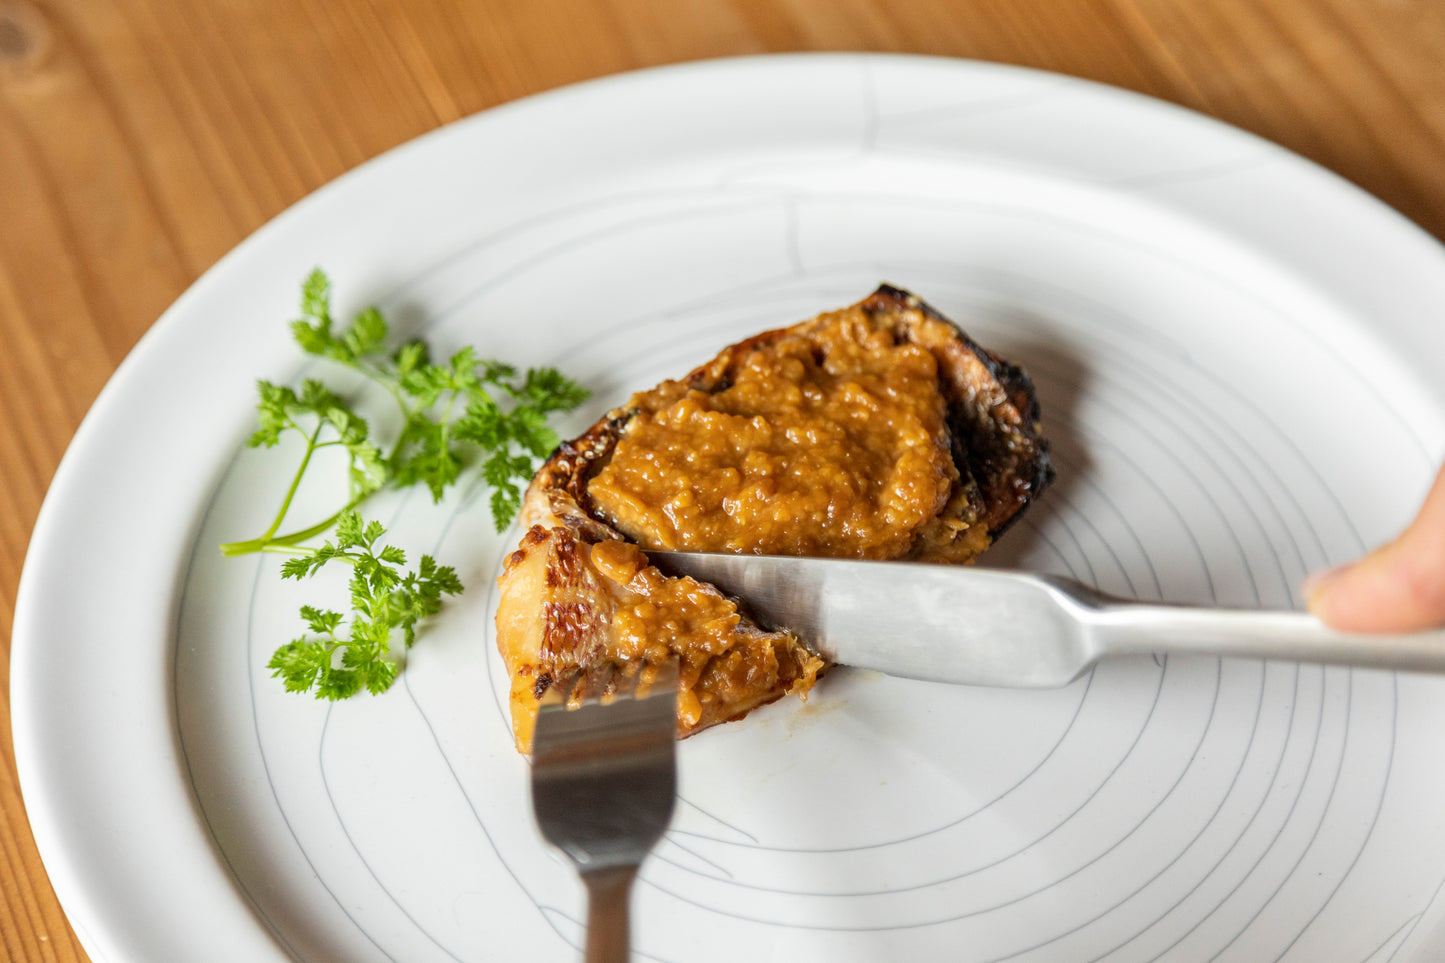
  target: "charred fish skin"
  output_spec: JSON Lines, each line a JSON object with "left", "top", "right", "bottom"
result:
{"left": 495, "top": 286, "right": 1052, "bottom": 752}
{"left": 862, "top": 285, "right": 1054, "bottom": 540}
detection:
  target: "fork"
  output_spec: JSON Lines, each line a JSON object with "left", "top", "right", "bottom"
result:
{"left": 530, "top": 658, "right": 679, "bottom": 963}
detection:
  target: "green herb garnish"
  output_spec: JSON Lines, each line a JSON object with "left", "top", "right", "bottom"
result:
{"left": 222, "top": 269, "right": 588, "bottom": 699}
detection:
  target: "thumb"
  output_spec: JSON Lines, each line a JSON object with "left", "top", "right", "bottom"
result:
{"left": 1306, "top": 465, "right": 1445, "bottom": 633}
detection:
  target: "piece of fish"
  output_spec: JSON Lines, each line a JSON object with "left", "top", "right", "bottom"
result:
{"left": 494, "top": 286, "right": 1053, "bottom": 752}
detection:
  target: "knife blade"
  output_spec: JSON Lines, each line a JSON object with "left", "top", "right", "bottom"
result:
{"left": 647, "top": 550, "right": 1445, "bottom": 687}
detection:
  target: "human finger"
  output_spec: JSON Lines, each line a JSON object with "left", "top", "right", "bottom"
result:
{"left": 1306, "top": 464, "right": 1445, "bottom": 633}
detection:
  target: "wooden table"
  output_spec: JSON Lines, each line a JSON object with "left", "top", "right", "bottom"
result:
{"left": 3, "top": 0, "right": 1444, "bottom": 958}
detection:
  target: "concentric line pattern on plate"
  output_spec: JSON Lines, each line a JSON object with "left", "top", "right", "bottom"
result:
{"left": 183, "top": 184, "right": 1443, "bottom": 963}
{"left": 19, "top": 55, "right": 1445, "bottom": 963}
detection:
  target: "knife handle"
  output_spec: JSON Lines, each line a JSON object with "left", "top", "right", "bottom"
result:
{"left": 1085, "top": 598, "right": 1445, "bottom": 675}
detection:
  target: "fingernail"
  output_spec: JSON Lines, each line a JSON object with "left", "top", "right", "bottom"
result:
{"left": 1301, "top": 563, "right": 1351, "bottom": 607}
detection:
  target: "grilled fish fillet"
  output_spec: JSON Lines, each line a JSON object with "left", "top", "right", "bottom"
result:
{"left": 495, "top": 285, "right": 1052, "bottom": 752}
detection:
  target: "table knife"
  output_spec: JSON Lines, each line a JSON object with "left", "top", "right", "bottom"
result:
{"left": 647, "top": 551, "right": 1445, "bottom": 687}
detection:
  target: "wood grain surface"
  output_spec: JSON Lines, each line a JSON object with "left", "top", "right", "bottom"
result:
{"left": 3, "top": 0, "right": 1445, "bottom": 958}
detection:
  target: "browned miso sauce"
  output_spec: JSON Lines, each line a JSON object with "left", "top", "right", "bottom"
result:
{"left": 587, "top": 306, "right": 958, "bottom": 558}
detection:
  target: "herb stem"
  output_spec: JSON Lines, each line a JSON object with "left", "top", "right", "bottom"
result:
{"left": 219, "top": 495, "right": 369, "bottom": 557}
{"left": 259, "top": 424, "right": 324, "bottom": 543}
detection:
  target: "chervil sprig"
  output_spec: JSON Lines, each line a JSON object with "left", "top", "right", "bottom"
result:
{"left": 248, "top": 267, "right": 589, "bottom": 530}
{"left": 223, "top": 269, "right": 588, "bottom": 700}
{"left": 222, "top": 267, "right": 588, "bottom": 554}
{"left": 265, "top": 512, "right": 463, "bottom": 699}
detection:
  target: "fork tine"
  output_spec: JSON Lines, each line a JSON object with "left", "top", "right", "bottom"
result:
{"left": 578, "top": 659, "right": 620, "bottom": 706}
{"left": 544, "top": 656, "right": 678, "bottom": 709}
{"left": 542, "top": 658, "right": 628, "bottom": 709}
{"left": 530, "top": 657, "right": 679, "bottom": 963}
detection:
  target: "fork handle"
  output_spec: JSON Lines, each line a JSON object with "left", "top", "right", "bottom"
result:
{"left": 582, "top": 865, "right": 638, "bottom": 963}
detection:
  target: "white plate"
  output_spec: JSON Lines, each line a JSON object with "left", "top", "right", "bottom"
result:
{"left": 15, "top": 53, "right": 1445, "bottom": 963}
